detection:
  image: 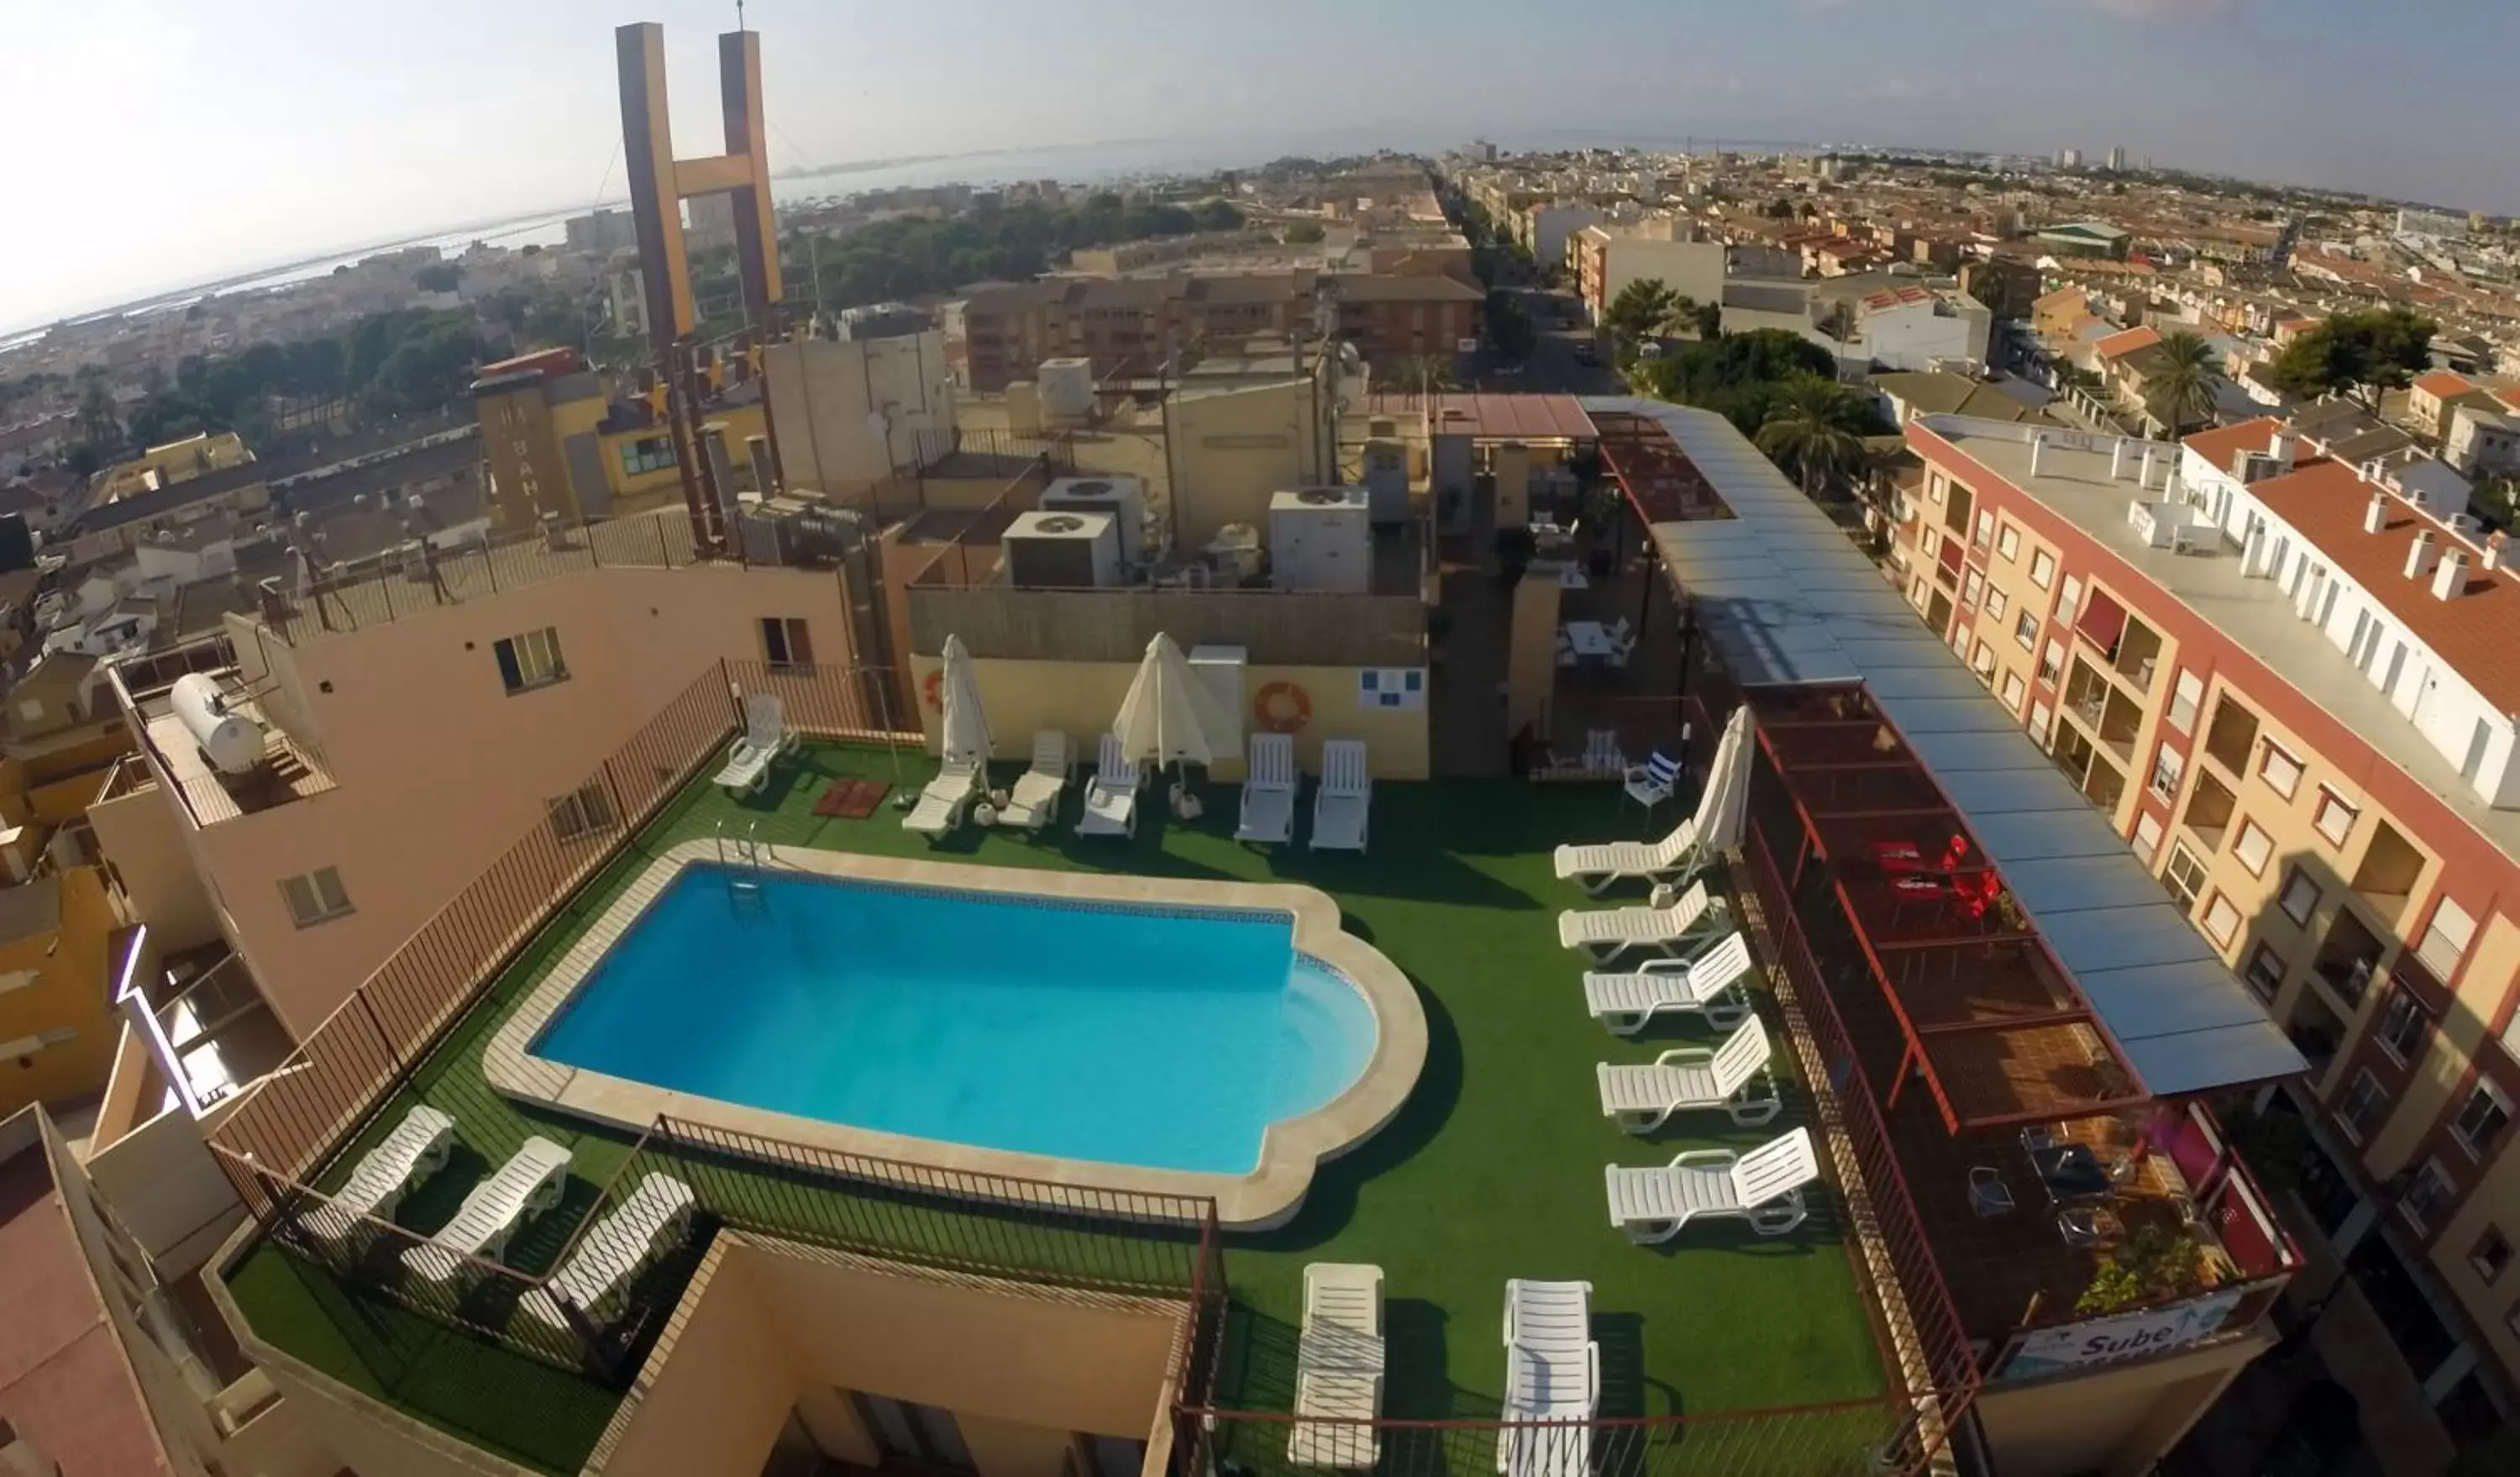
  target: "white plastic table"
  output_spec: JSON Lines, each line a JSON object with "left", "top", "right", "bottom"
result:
{"left": 1563, "top": 620, "right": 1613, "bottom": 657}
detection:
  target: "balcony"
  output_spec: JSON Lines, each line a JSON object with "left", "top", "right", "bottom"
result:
{"left": 2180, "top": 769, "right": 2237, "bottom": 855}
{"left": 2349, "top": 818, "right": 2424, "bottom": 928}
{"left": 1942, "top": 479, "right": 1975, "bottom": 537}
{"left": 2202, "top": 694, "right": 2260, "bottom": 777}
{"left": 112, "top": 932, "right": 293, "bottom": 1118}
{"left": 2053, "top": 721, "right": 2129, "bottom": 813}
{"left": 2286, "top": 987, "right": 2350, "bottom": 1084}
{"left": 2310, "top": 907, "right": 2386, "bottom": 1012}
{"left": 2110, "top": 613, "right": 2164, "bottom": 696}
{"left": 2060, "top": 657, "right": 2142, "bottom": 769}
{"left": 1936, "top": 532, "right": 1966, "bottom": 583}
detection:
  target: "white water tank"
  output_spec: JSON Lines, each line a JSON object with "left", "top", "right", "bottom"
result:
{"left": 171, "top": 673, "right": 265, "bottom": 775}
{"left": 1037, "top": 357, "right": 1095, "bottom": 421}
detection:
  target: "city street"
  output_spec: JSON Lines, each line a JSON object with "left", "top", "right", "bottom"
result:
{"left": 1473, "top": 285, "right": 1622, "bottom": 395}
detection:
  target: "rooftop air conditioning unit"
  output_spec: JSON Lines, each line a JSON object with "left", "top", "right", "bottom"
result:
{"left": 1003, "top": 509, "right": 1122, "bottom": 589}
{"left": 1040, "top": 476, "right": 1150, "bottom": 561}
{"left": 1268, "top": 487, "right": 1372, "bottom": 593}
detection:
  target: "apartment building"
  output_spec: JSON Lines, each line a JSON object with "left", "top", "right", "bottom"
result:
{"left": 1567, "top": 224, "right": 1725, "bottom": 325}
{"left": 953, "top": 271, "right": 1478, "bottom": 392}
{"left": 90, "top": 511, "right": 861, "bottom": 1052}
{"left": 471, "top": 348, "right": 769, "bottom": 532}
{"left": 1891, "top": 411, "right": 2520, "bottom": 1469}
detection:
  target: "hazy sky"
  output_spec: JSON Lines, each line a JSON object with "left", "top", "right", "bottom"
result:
{"left": 8, "top": 0, "right": 2516, "bottom": 329}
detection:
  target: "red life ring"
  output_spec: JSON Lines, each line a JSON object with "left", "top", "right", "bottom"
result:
{"left": 1253, "top": 681, "right": 1313, "bottom": 734}
{"left": 922, "top": 670, "right": 945, "bottom": 711}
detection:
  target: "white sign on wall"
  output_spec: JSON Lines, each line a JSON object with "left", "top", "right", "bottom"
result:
{"left": 1996, "top": 1288, "right": 2247, "bottom": 1379}
{"left": 1358, "top": 668, "right": 1426, "bottom": 712}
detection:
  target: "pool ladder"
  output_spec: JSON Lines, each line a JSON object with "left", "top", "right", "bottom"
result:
{"left": 714, "top": 818, "right": 770, "bottom": 912}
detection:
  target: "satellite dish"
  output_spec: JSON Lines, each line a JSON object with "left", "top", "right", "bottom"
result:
{"left": 1037, "top": 515, "right": 1087, "bottom": 533}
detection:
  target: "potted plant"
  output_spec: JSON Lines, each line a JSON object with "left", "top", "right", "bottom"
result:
{"left": 2075, "top": 1223, "right": 2205, "bottom": 1315}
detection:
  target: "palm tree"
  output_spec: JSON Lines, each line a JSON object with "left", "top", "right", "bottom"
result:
{"left": 2143, "top": 331, "right": 2226, "bottom": 435}
{"left": 1393, "top": 355, "right": 1458, "bottom": 402}
{"left": 1756, "top": 376, "right": 1867, "bottom": 503}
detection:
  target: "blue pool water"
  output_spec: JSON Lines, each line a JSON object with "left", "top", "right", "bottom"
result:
{"left": 532, "top": 865, "right": 1377, "bottom": 1174}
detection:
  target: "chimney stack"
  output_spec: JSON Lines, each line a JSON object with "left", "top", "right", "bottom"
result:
{"left": 2139, "top": 444, "right": 2159, "bottom": 487}
{"left": 2487, "top": 530, "right": 2509, "bottom": 573}
{"left": 2268, "top": 428, "right": 2298, "bottom": 470}
{"left": 2029, "top": 434, "right": 2048, "bottom": 478}
{"left": 2111, "top": 438, "right": 2130, "bottom": 481}
{"left": 2406, "top": 529, "right": 2438, "bottom": 581}
{"left": 2435, "top": 549, "right": 2471, "bottom": 601}
{"left": 2364, "top": 492, "right": 2388, "bottom": 534}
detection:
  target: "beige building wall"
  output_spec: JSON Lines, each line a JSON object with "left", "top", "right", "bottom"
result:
{"left": 92, "top": 781, "right": 223, "bottom": 949}
{"left": 162, "top": 563, "right": 854, "bottom": 1040}
{"left": 764, "top": 334, "right": 958, "bottom": 495}
{"left": 1168, "top": 381, "right": 1323, "bottom": 552}
{"left": 2425, "top": 938, "right": 2520, "bottom": 1380}
{"left": 909, "top": 654, "right": 1431, "bottom": 781}
{"left": 84, "top": 1104, "right": 244, "bottom": 1275}
{"left": 1974, "top": 1332, "right": 2265, "bottom": 1477}
{"left": 596, "top": 1237, "right": 1183, "bottom": 1477}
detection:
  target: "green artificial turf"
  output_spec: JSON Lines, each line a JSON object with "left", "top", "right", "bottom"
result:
{"left": 227, "top": 741, "right": 1888, "bottom": 1474}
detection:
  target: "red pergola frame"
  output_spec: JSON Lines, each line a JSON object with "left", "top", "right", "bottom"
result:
{"left": 1743, "top": 682, "right": 2156, "bottom": 1135}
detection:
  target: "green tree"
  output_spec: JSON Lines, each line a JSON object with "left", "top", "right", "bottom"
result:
{"left": 2266, "top": 307, "right": 2436, "bottom": 407}
{"left": 1755, "top": 376, "right": 1870, "bottom": 502}
{"left": 65, "top": 444, "right": 103, "bottom": 478}
{"left": 1485, "top": 291, "right": 1536, "bottom": 360}
{"left": 74, "top": 382, "right": 123, "bottom": 460}
{"left": 1189, "top": 199, "right": 1244, "bottom": 232}
{"left": 1281, "top": 221, "right": 1326, "bottom": 244}
{"left": 2142, "top": 330, "right": 2227, "bottom": 435}
{"left": 1762, "top": 197, "right": 1797, "bottom": 218}
{"left": 1391, "top": 355, "right": 1458, "bottom": 399}
{"left": 1603, "top": 277, "right": 1680, "bottom": 358}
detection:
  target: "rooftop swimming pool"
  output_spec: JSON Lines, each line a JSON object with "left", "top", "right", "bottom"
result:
{"left": 490, "top": 845, "right": 1424, "bottom": 1218}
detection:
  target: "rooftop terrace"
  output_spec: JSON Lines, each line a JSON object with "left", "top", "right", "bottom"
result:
{"left": 216, "top": 738, "right": 1894, "bottom": 1474}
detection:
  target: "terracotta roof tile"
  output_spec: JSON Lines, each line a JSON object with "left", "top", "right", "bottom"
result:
{"left": 2250, "top": 459, "right": 2520, "bottom": 711}
{"left": 2095, "top": 326, "right": 2161, "bottom": 360}
{"left": 2413, "top": 370, "right": 2476, "bottom": 400}
{"left": 2181, "top": 418, "right": 2292, "bottom": 476}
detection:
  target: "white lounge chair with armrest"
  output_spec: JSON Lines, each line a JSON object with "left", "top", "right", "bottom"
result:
{"left": 1553, "top": 817, "right": 1710, "bottom": 896}
{"left": 1622, "top": 750, "right": 1681, "bottom": 813}
{"left": 1556, "top": 880, "right": 1727, "bottom": 964}
{"left": 1596, "top": 1013, "right": 1780, "bottom": 1133}
{"left": 522, "top": 1174, "right": 696, "bottom": 1329}
{"left": 713, "top": 693, "right": 796, "bottom": 795}
{"left": 1604, "top": 1127, "right": 1821, "bottom": 1244}
{"left": 402, "top": 1136, "right": 573, "bottom": 1283}
{"left": 1582, "top": 931, "right": 1756, "bottom": 1037}
{"left": 1287, "top": 1262, "right": 1384, "bottom": 1469}
{"left": 301, "top": 1104, "right": 455, "bottom": 1243}
{"left": 1076, "top": 734, "right": 1143, "bottom": 838}
{"left": 1236, "top": 733, "right": 1299, "bottom": 846}
{"left": 998, "top": 731, "right": 1072, "bottom": 831}
{"left": 1499, "top": 1279, "right": 1599, "bottom": 1477}
{"left": 1311, "top": 739, "right": 1371, "bottom": 853}
{"left": 903, "top": 750, "right": 985, "bottom": 839}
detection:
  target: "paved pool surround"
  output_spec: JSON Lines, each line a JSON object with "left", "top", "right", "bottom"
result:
{"left": 483, "top": 840, "right": 1426, "bottom": 1228}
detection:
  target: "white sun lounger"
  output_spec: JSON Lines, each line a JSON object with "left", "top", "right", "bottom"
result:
{"left": 1554, "top": 817, "right": 1711, "bottom": 896}
{"left": 1076, "top": 734, "right": 1142, "bottom": 838}
{"left": 1499, "top": 1279, "right": 1598, "bottom": 1477}
{"left": 1597, "top": 1014, "right": 1780, "bottom": 1133}
{"left": 1237, "top": 733, "right": 1299, "bottom": 846}
{"left": 714, "top": 694, "right": 795, "bottom": 795}
{"left": 522, "top": 1174, "right": 696, "bottom": 1329}
{"left": 301, "top": 1104, "right": 455, "bottom": 1243}
{"left": 997, "top": 731, "right": 1072, "bottom": 831}
{"left": 1604, "top": 1127, "right": 1821, "bottom": 1243}
{"left": 1311, "top": 739, "right": 1371, "bottom": 853}
{"left": 903, "top": 754, "right": 984, "bottom": 839}
{"left": 1288, "top": 1262, "right": 1384, "bottom": 1468}
{"left": 402, "top": 1136, "right": 573, "bottom": 1283}
{"left": 1583, "top": 931, "right": 1756, "bottom": 1036}
{"left": 1556, "top": 880, "right": 1726, "bottom": 963}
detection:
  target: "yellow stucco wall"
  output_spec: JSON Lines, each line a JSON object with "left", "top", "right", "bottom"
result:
{"left": 1168, "top": 381, "right": 1320, "bottom": 551}
{"left": 1975, "top": 1332, "right": 2263, "bottom": 1477}
{"left": 0, "top": 865, "right": 121, "bottom": 1115}
{"left": 908, "top": 654, "right": 1431, "bottom": 781}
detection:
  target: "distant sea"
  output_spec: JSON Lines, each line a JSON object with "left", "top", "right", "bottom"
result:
{"left": 3, "top": 126, "right": 1840, "bottom": 344}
